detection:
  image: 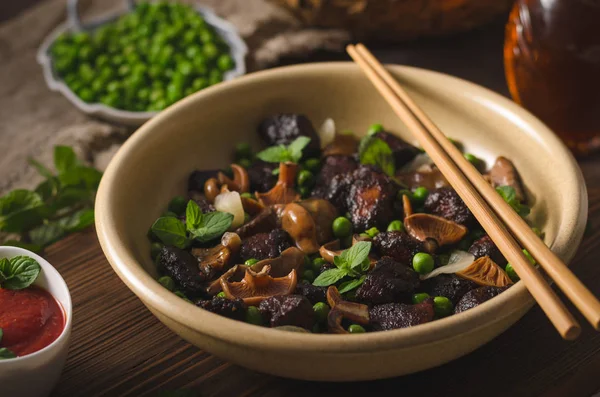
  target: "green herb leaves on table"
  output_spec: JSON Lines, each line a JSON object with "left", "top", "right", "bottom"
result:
{"left": 358, "top": 134, "right": 395, "bottom": 177}
{"left": 312, "top": 241, "right": 371, "bottom": 293}
{"left": 0, "top": 146, "right": 101, "bottom": 253}
{"left": 150, "top": 200, "right": 233, "bottom": 248}
{"left": 0, "top": 255, "right": 41, "bottom": 290}
{"left": 256, "top": 137, "right": 311, "bottom": 164}
{"left": 496, "top": 186, "right": 530, "bottom": 217}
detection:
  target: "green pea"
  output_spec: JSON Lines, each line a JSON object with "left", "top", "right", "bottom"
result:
{"left": 412, "top": 187, "right": 429, "bottom": 202}
{"left": 158, "top": 276, "right": 175, "bottom": 291}
{"left": 150, "top": 242, "right": 163, "bottom": 260}
{"left": 312, "top": 257, "right": 327, "bottom": 273}
{"left": 412, "top": 252, "right": 434, "bottom": 274}
{"left": 217, "top": 54, "right": 234, "bottom": 71}
{"left": 365, "top": 227, "right": 380, "bottom": 238}
{"left": 297, "top": 170, "right": 314, "bottom": 187}
{"left": 199, "top": 29, "right": 214, "bottom": 44}
{"left": 183, "top": 31, "right": 197, "bottom": 46}
{"left": 348, "top": 324, "right": 366, "bottom": 334}
{"left": 78, "top": 88, "right": 95, "bottom": 103}
{"left": 167, "top": 196, "right": 187, "bottom": 216}
{"left": 523, "top": 249, "right": 536, "bottom": 265}
{"left": 387, "top": 220, "right": 404, "bottom": 232}
{"left": 203, "top": 42, "right": 219, "bottom": 60}
{"left": 245, "top": 258, "right": 259, "bottom": 266}
{"left": 192, "top": 77, "right": 208, "bottom": 91}
{"left": 433, "top": 296, "right": 453, "bottom": 317}
{"left": 106, "top": 81, "right": 121, "bottom": 94}
{"left": 216, "top": 291, "right": 227, "bottom": 298}
{"left": 235, "top": 143, "right": 253, "bottom": 160}
{"left": 412, "top": 292, "right": 430, "bottom": 304}
{"left": 332, "top": 217, "right": 353, "bottom": 238}
{"left": 245, "top": 306, "right": 264, "bottom": 326}
{"left": 302, "top": 270, "right": 315, "bottom": 283}
{"left": 303, "top": 158, "right": 321, "bottom": 172}
{"left": 137, "top": 88, "right": 150, "bottom": 102}
{"left": 313, "top": 302, "right": 330, "bottom": 323}
{"left": 79, "top": 63, "right": 94, "bottom": 82}
{"left": 448, "top": 137, "right": 463, "bottom": 150}
{"left": 505, "top": 263, "right": 519, "bottom": 282}
{"left": 368, "top": 123, "right": 384, "bottom": 136}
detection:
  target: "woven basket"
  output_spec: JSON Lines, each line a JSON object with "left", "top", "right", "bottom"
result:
{"left": 271, "top": 0, "right": 513, "bottom": 41}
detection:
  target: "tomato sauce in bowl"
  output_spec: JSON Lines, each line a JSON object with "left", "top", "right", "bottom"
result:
{"left": 0, "top": 285, "right": 65, "bottom": 357}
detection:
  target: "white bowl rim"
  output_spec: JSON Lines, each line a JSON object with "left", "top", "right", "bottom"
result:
{"left": 95, "top": 62, "right": 587, "bottom": 354}
{"left": 0, "top": 246, "right": 73, "bottom": 364}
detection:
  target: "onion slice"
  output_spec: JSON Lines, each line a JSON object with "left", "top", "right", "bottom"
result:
{"left": 319, "top": 118, "right": 336, "bottom": 148}
{"left": 420, "top": 250, "right": 475, "bottom": 280}
{"left": 214, "top": 191, "right": 245, "bottom": 229}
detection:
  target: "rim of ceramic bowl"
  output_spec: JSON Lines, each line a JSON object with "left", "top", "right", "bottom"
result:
{"left": 96, "top": 62, "right": 587, "bottom": 354}
{"left": 0, "top": 246, "right": 73, "bottom": 364}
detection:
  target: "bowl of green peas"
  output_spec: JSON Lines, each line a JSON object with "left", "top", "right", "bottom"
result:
{"left": 37, "top": 0, "right": 247, "bottom": 126}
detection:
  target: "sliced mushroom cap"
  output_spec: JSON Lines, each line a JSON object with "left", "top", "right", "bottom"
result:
{"left": 486, "top": 157, "right": 525, "bottom": 201}
{"left": 326, "top": 287, "right": 370, "bottom": 334}
{"left": 402, "top": 194, "right": 413, "bottom": 218}
{"left": 323, "top": 133, "right": 359, "bottom": 157}
{"left": 255, "top": 162, "right": 300, "bottom": 206}
{"left": 405, "top": 213, "right": 468, "bottom": 249}
{"left": 217, "top": 164, "right": 250, "bottom": 193}
{"left": 206, "top": 264, "right": 248, "bottom": 295}
{"left": 204, "top": 178, "right": 220, "bottom": 203}
{"left": 298, "top": 198, "right": 339, "bottom": 244}
{"left": 191, "top": 232, "right": 242, "bottom": 273}
{"left": 235, "top": 207, "right": 279, "bottom": 238}
{"left": 241, "top": 196, "right": 265, "bottom": 216}
{"left": 250, "top": 247, "right": 306, "bottom": 277}
{"left": 281, "top": 203, "right": 320, "bottom": 254}
{"left": 221, "top": 266, "right": 298, "bottom": 306}
{"left": 456, "top": 256, "right": 513, "bottom": 287}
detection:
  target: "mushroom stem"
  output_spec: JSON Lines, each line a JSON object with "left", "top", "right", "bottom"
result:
{"left": 218, "top": 164, "right": 250, "bottom": 193}
{"left": 326, "top": 287, "right": 370, "bottom": 334}
{"left": 255, "top": 162, "right": 300, "bottom": 206}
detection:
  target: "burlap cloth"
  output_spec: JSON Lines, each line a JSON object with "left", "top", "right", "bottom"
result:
{"left": 0, "top": 0, "right": 350, "bottom": 195}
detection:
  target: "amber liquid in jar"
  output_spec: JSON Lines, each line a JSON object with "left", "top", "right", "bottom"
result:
{"left": 504, "top": 0, "right": 600, "bottom": 156}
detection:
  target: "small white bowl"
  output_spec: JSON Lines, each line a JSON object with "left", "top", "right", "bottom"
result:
{"left": 0, "top": 247, "right": 72, "bottom": 397}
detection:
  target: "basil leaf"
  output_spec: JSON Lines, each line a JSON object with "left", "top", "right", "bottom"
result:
{"left": 29, "top": 222, "right": 65, "bottom": 246}
{"left": 0, "top": 255, "right": 41, "bottom": 290}
{"left": 359, "top": 137, "right": 395, "bottom": 177}
{"left": 256, "top": 145, "right": 289, "bottom": 163}
{"left": 49, "top": 187, "right": 92, "bottom": 213}
{"left": 58, "top": 166, "right": 102, "bottom": 190}
{"left": 28, "top": 158, "right": 54, "bottom": 178}
{"left": 57, "top": 209, "right": 95, "bottom": 232}
{"left": 0, "top": 190, "right": 46, "bottom": 233}
{"left": 54, "top": 146, "right": 78, "bottom": 173}
{"left": 340, "top": 241, "right": 372, "bottom": 269}
{"left": 1, "top": 240, "right": 43, "bottom": 253}
{"left": 151, "top": 217, "right": 188, "bottom": 248}
{"left": 189, "top": 211, "right": 233, "bottom": 242}
{"left": 312, "top": 268, "right": 347, "bottom": 287}
{"left": 338, "top": 275, "right": 366, "bottom": 294}
{"left": 287, "top": 137, "right": 311, "bottom": 163}
{"left": 0, "top": 258, "right": 9, "bottom": 282}
{"left": 185, "top": 200, "right": 202, "bottom": 231}
{"left": 35, "top": 177, "right": 59, "bottom": 201}
{"left": 0, "top": 348, "right": 16, "bottom": 360}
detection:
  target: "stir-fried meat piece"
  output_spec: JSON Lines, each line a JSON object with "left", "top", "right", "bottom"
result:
{"left": 369, "top": 298, "right": 435, "bottom": 331}
{"left": 422, "top": 274, "right": 478, "bottom": 305}
{"left": 312, "top": 155, "right": 358, "bottom": 198}
{"left": 356, "top": 257, "right": 420, "bottom": 305}
{"left": 158, "top": 246, "right": 207, "bottom": 297}
{"left": 424, "top": 187, "right": 474, "bottom": 226}
{"left": 295, "top": 281, "right": 328, "bottom": 305}
{"left": 196, "top": 296, "right": 246, "bottom": 321}
{"left": 373, "top": 131, "right": 420, "bottom": 168}
{"left": 247, "top": 160, "right": 278, "bottom": 193}
{"left": 258, "top": 114, "right": 321, "bottom": 158}
{"left": 259, "top": 295, "right": 315, "bottom": 330}
{"left": 240, "top": 229, "right": 292, "bottom": 261}
{"left": 373, "top": 231, "right": 423, "bottom": 265}
{"left": 323, "top": 170, "right": 354, "bottom": 212}
{"left": 454, "top": 286, "right": 509, "bottom": 314}
{"left": 468, "top": 235, "right": 507, "bottom": 266}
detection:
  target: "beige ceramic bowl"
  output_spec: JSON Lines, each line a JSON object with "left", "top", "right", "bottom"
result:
{"left": 95, "top": 63, "right": 587, "bottom": 381}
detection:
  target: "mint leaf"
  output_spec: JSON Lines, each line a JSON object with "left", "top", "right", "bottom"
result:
{"left": 28, "top": 158, "right": 54, "bottom": 178}
{"left": 0, "top": 255, "right": 41, "bottom": 290}
{"left": 359, "top": 137, "right": 395, "bottom": 176}
{"left": 287, "top": 137, "right": 311, "bottom": 163}
{"left": 57, "top": 209, "right": 95, "bottom": 232}
{"left": 29, "top": 222, "right": 65, "bottom": 246}
{"left": 35, "top": 177, "right": 59, "bottom": 201}
{"left": 58, "top": 166, "right": 102, "bottom": 190}
{"left": 338, "top": 275, "right": 366, "bottom": 294}
{"left": 189, "top": 211, "right": 233, "bottom": 242}
{"left": 185, "top": 200, "right": 202, "bottom": 231}
{"left": 340, "top": 241, "right": 372, "bottom": 269}
{"left": 496, "top": 186, "right": 530, "bottom": 218}
{"left": 0, "top": 348, "right": 16, "bottom": 359}
{"left": 333, "top": 255, "right": 346, "bottom": 270}
{"left": 312, "top": 268, "right": 347, "bottom": 287}
{"left": 151, "top": 217, "right": 188, "bottom": 248}
{"left": 49, "top": 187, "right": 92, "bottom": 213}
{"left": 257, "top": 145, "right": 289, "bottom": 163}
{"left": 0, "top": 190, "right": 46, "bottom": 233}
{"left": 54, "top": 146, "right": 78, "bottom": 173}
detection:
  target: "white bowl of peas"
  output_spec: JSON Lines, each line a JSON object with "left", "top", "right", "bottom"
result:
{"left": 37, "top": 0, "right": 247, "bottom": 126}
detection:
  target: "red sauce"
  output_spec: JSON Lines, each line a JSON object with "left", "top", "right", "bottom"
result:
{"left": 0, "top": 285, "right": 65, "bottom": 357}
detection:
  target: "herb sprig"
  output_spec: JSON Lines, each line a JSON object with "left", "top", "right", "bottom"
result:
{"left": 496, "top": 186, "right": 530, "bottom": 218}
{"left": 0, "top": 255, "right": 41, "bottom": 290}
{"left": 312, "top": 241, "right": 371, "bottom": 293}
{"left": 256, "top": 137, "right": 311, "bottom": 164}
{"left": 358, "top": 135, "right": 395, "bottom": 177}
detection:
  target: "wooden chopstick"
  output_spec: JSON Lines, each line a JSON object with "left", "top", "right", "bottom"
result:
{"left": 347, "top": 44, "right": 582, "bottom": 340}
{"left": 353, "top": 43, "right": 600, "bottom": 331}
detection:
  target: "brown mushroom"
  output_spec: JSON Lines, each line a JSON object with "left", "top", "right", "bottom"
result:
{"left": 204, "top": 178, "right": 220, "bottom": 203}
{"left": 405, "top": 213, "right": 468, "bottom": 252}
{"left": 205, "top": 264, "right": 247, "bottom": 295}
{"left": 191, "top": 232, "right": 241, "bottom": 273}
{"left": 486, "top": 157, "right": 525, "bottom": 201}
{"left": 397, "top": 165, "right": 449, "bottom": 190}
{"left": 298, "top": 198, "right": 339, "bottom": 244}
{"left": 255, "top": 162, "right": 300, "bottom": 206}
{"left": 240, "top": 196, "right": 265, "bottom": 216}
{"left": 323, "top": 133, "right": 359, "bottom": 157}
{"left": 456, "top": 256, "right": 513, "bottom": 287}
{"left": 281, "top": 203, "right": 320, "bottom": 254}
{"left": 221, "top": 266, "right": 298, "bottom": 305}
{"left": 249, "top": 247, "right": 306, "bottom": 277}
{"left": 326, "top": 286, "right": 370, "bottom": 334}
{"left": 217, "top": 164, "right": 250, "bottom": 193}
{"left": 403, "top": 194, "right": 413, "bottom": 218}
{"left": 235, "top": 207, "right": 278, "bottom": 238}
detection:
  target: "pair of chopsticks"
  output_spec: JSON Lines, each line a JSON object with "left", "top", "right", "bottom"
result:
{"left": 347, "top": 43, "right": 600, "bottom": 340}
